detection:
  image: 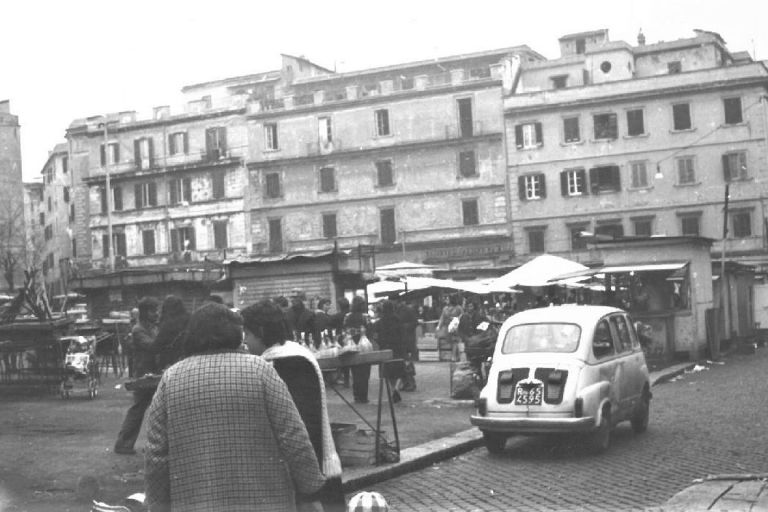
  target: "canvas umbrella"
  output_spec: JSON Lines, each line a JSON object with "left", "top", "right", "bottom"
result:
{"left": 489, "top": 254, "right": 589, "bottom": 289}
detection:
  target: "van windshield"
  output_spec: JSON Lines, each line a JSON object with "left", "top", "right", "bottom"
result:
{"left": 501, "top": 323, "right": 581, "bottom": 354}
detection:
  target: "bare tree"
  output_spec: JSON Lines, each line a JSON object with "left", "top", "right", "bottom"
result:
{"left": 0, "top": 196, "right": 26, "bottom": 291}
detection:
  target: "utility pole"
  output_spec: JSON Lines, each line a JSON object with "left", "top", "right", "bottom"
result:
{"left": 102, "top": 118, "right": 115, "bottom": 271}
{"left": 717, "top": 184, "right": 730, "bottom": 359}
{"left": 400, "top": 229, "right": 406, "bottom": 260}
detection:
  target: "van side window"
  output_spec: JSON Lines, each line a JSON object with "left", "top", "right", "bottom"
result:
{"left": 592, "top": 319, "right": 616, "bottom": 359}
{"left": 610, "top": 315, "right": 633, "bottom": 353}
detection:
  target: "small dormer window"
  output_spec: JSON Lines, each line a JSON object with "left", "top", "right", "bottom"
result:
{"left": 551, "top": 75, "right": 568, "bottom": 89}
{"left": 576, "top": 38, "right": 586, "bottom": 54}
{"left": 668, "top": 61, "right": 682, "bottom": 74}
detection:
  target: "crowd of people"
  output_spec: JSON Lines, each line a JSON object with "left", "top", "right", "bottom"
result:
{"left": 114, "top": 290, "right": 418, "bottom": 512}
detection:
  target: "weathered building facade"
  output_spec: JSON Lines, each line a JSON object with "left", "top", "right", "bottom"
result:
{"left": 38, "top": 143, "right": 73, "bottom": 294}
{"left": 0, "top": 100, "right": 26, "bottom": 291}
{"left": 504, "top": 29, "right": 768, "bottom": 270}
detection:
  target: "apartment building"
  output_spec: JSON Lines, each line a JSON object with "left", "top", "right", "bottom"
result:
{"left": 0, "top": 100, "right": 26, "bottom": 291}
{"left": 38, "top": 143, "right": 72, "bottom": 294}
{"left": 242, "top": 49, "right": 543, "bottom": 276}
{"left": 504, "top": 29, "right": 768, "bottom": 269}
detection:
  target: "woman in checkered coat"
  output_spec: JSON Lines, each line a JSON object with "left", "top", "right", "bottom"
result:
{"left": 144, "top": 303, "right": 326, "bottom": 512}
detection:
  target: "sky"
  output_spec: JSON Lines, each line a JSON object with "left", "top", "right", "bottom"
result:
{"left": 2, "top": 0, "right": 767, "bottom": 181}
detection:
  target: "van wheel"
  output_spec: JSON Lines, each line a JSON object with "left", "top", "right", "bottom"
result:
{"left": 631, "top": 387, "right": 650, "bottom": 433}
{"left": 589, "top": 408, "right": 611, "bottom": 453}
{"left": 482, "top": 431, "right": 507, "bottom": 455}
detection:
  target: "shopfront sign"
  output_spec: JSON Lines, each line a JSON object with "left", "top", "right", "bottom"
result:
{"left": 425, "top": 241, "right": 513, "bottom": 262}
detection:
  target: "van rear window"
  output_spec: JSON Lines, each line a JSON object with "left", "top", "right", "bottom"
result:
{"left": 501, "top": 323, "right": 581, "bottom": 354}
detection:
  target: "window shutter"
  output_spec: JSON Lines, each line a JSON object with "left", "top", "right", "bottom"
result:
{"left": 134, "top": 184, "right": 142, "bottom": 209}
{"left": 114, "top": 186, "right": 123, "bottom": 211}
{"left": 183, "top": 178, "right": 192, "bottom": 201}
{"left": 589, "top": 168, "right": 599, "bottom": 194}
{"left": 515, "top": 125, "right": 524, "bottom": 149}
{"left": 205, "top": 128, "right": 215, "bottom": 154}
{"left": 148, "top": 138, "right": 154, "bottom": 167}
{"left": 183, "top": 133, "right": 189, "bottom": 154}
{"left": 102, "top": 234, "right": 110, "bottom": 257}
{"left": 219, "top": 128, "right": 227, "bottom": 153}
{"left": 722, "top": 154, "right": 731, "bottom": 181}
{"left": 114, "top": 144, "right": 120, "bottom": 163}
{"left": 168, "top": 134, "right": 176, "bottom": 155}
{"left": 188, "top": 227, "right": 197, "bottom": 250}
{"left": 134, "top": 140, "right": 140, "bottom": 166}
{"left": 579, "top": 169, "right": 589, "bottom": 194}
{"left": 100, "top": 187, "right": 107, "bottom": 213}
{"left": 611, "top": 166, "right": 621, "bottom": 191}
{"left": 539, "top": 174, "right": 547, "bottom": 198}
{"left": 609, "top": 115, "right": 618, "bottom": 139}
{"left": 560, "top": 171, "right": 569, "bottom": 196}
{"left": 149, "top": 182, "right": 157, "bottom": 205}
{"left": 535, "top": 122, "right": 543, "bottom": 145}
{"left": 100, "top": 144, "right": 106, "bottom": 167}
{"left": 169, "top": 181, "right": 178, "bottom": 204}
{"left": 518, "top": 176, "right": 526, "bottom": 200}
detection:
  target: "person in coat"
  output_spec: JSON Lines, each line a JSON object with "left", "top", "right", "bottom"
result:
{"left": 241, "top": 299, "right": 345, "bottom": 512}
{"left": 114, "top": 296, "right": 160, "bottom": 455}
{"left": 144, "top": 302, "right": 325, "bottom": 512}
{"left": 344, "top": 295, "right": 372, "bottom": 403}
{"left": 375, "top": 299, "right": 406, "bottom": 403}
{"left": 154, "top": 295, "right": 190, "bottom": 371}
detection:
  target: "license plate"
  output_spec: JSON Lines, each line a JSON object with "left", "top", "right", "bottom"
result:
{"left": 514, "top": 384, "right": 543, "bottom": 405}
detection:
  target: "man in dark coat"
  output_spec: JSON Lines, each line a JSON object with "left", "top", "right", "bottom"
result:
{"left": 114, "top": 296, "right": 160, "bottom": 455}
{"left": 397, "top": 300, "right": 419, "bottom": 391}
{"left": 286, "top": 290, "right": 314, "bottom": 344}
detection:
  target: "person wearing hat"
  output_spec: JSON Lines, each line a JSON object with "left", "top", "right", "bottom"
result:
{"left": 144, "top": 302, "right": 326, "bottom": 512}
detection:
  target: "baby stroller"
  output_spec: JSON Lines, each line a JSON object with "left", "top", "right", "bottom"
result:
{"left": 59, "top": 335, "right": 99, "bottom": 399}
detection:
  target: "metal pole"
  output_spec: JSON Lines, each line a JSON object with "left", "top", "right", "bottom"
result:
{"left": 719, "top": 184, "right": 730, "bottom": 358}
{"left": 103, "top": 119, "right": 115, "bottom": 271}
{"left": 400, "top": 230, "right": 406, "bottom": 260}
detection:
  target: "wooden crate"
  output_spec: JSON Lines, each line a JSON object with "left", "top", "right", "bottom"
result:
{"left": 333, "top": 426, "right": 386, "bottom": 467}
{"left": 416, "top": 334, "right": 438, "bottom": 351}
{"left": 418, "top": 350, "right": 440, "bottom": 362}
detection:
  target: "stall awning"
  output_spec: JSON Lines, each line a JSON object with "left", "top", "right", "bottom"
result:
{"left": 549, "top": 261, "right": 689, "bottom": 282}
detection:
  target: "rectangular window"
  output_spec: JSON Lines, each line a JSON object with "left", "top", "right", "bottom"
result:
{"left": 630, "top": 162, "right": 648, "bottom": 188}
{"left": 268, "top": 219, "right": 282, "bottom": 253}
{"left": 518, "top": 174, "right": 546, "bottom": 200}
{"left": 39, "top": 212, "right": 45, "bottom": 226}
{"left": 135, "top": 182, "right": 158, "bottom": 209}
{"left": 169, "top": 178, "right": 192, "bottom": 205}
{"left": 134, "top": 137, "right": 154, "bottom": 169}
{"left": 672, "top": 103, "right": 691, "bottom": 130}
{"left": 458, "top": 150, "right": 477, "bottom": 177}
{"left": 732, "top": 211, "right": 752, "bottom": 238}
{"left": 264, "top": 123, "right": 279, "bottom": 150}
{"left": 322, "top": 213, "right": 337, "bottom": 238}
{"left": 462, "top": 199, "right": 479, "bottom": 226}
{"left": 724, "top": 97, "right": 743, "bottom": 125}
{"left": 668, "top": 61, "right": 682, "bottom": 74}
{"left": 570, "top": 226, "right": 588, "bottom": 250}
{"left": 205, "top": 127, "right": 227, "bottom": 160}
{"left": 109, "top": 233, "right": 127, "bottom": 257}
{"left": 626, "top": 109, "right": 645, "bottom": 136}
{"left": 527, "top": 229, "right": 545, "bottom": 254}
{"left": 515, "top": 122, "right": 543, "bottom": 149}
{"left": 318, "top": 117, "right": 333, "bottom": 144}
{"left": 633, "top": 218, "right": 653, "bottom": 237}
{"left": 380, "top": 208, "right": 396, "bottom": 245}
{"left": 551, "top": 75, "right": 568, "bottom": 89}
{"left": 376, "top": 160, "right": 393, "bottom": 187}
{"left": 168, "top": 132, "right": 188, "bottom": 156}
{"left": 374, "top": 109, "right": 390, "bottom": 136}
{"left": 211, "top": 171, "right": 225, "bottom": 199}
{"left": 595, "top": 223, "right": 624, "bottom": 239}
{"left": 676, "top": 157, "right": 696, "bottom": 184}
{"left": 70, "top": 204, "right": 75, "bottom": 223}
{"left": 170, "top": 227, "right": 196, "bottom": 253}
{"left": 722, "top": 151, "right": 748, "bottom": 181}
{"left": 589, "top": 165, "right": 621, "bottom": 193}
{"left": 112, "top": 186, "right": 123, "bottom": 211}
{"left": 100, "top": 142, "right": 119, "bottom": 166}
{"left": 63, "top": 186, "right": 70, "bottom": 203}
{"left": 680, "top": 216, "right": 700, "bottom": 236}
{"left": 100, "top": 186, "right": 107, "bottom": 213}
{"left": 319, "top": 167, "right": 336, "bottom": 192}
{"left": 575, "top": 38, "right": 586, "bottom": 54}
{"left": 563, "top": 117, "right": 580, "bottom": 143}
{"left": 593, "top": 113, "right": 618, "bottom": 140}
{"left": 560, "top": 168, "right": 586, "bottom": 196}
{"left": 265, "top": 172, "right": 281, "bottom": 198}
{"left": 213, "top": 221, "right": 228, "bottom": 249}
{"left": 62, "top": 156, "right": 68, "bottom": 174}
{"left": 142, "top": 230, "right": 156, "bottom": 255}
{"left": 457, "top": 98, "right": 473, "bottom": 137}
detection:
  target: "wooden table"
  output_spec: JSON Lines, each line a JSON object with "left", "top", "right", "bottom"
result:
{"left": 317, "top": 349, "right": 400, "bottom": 465}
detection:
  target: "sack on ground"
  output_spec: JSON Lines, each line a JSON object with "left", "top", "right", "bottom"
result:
{"left": 451, "top": 362, "right": 479, "bottom": 399}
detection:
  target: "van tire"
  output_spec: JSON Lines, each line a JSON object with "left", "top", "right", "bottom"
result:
{"left": 589, "top": 407, "right": 611, "bottom": 453}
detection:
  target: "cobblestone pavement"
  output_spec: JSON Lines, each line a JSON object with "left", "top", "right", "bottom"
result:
{"left": 367, "top": 348, "right": 768, "bottom": 511}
